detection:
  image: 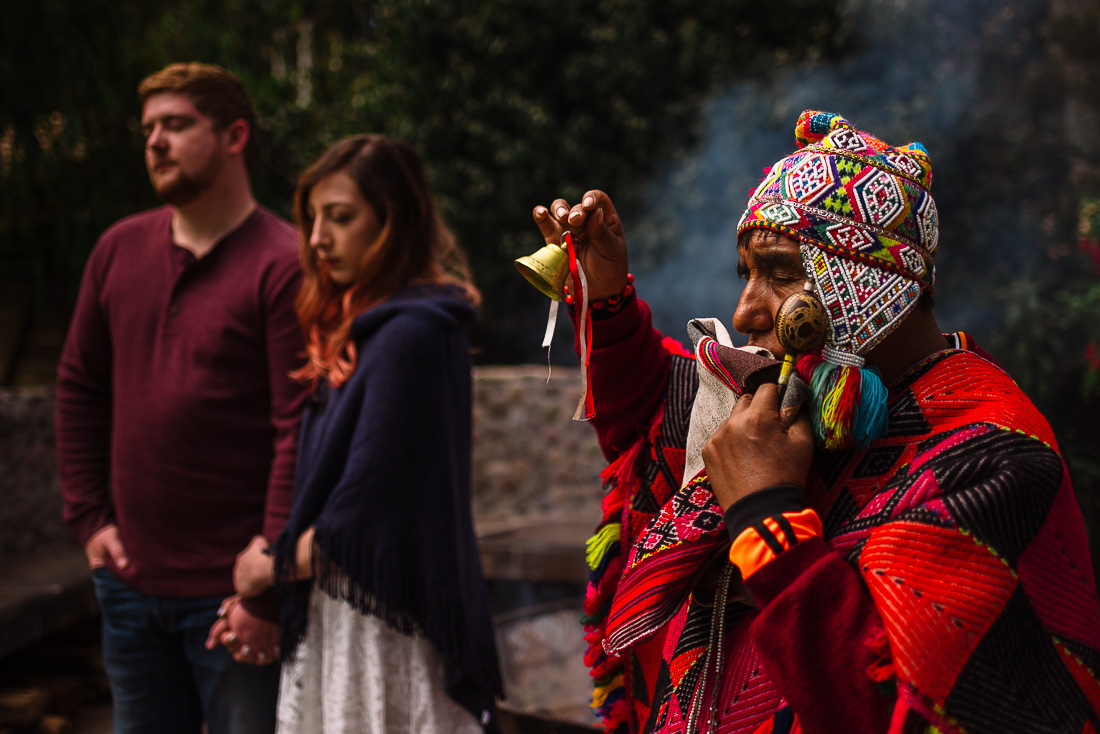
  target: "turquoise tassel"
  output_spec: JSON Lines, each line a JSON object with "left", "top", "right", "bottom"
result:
{"left": 853, "top": 366, "right": 888, "bottom": 448}
{"left": 799, "top": 355, "right": 888, "bottom": 450}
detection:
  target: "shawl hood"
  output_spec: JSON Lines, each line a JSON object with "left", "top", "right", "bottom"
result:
{"left": 351, "top": 283, "right": 476, "bottom": 341}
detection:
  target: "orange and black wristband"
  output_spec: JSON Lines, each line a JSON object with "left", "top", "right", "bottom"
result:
{"left": 725, "top": 484, "right": 823, "bottom": 579}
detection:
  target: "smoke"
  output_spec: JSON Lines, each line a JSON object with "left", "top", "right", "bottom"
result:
{"left": 626, "top": 0, "right": 1053, "bottom": 349}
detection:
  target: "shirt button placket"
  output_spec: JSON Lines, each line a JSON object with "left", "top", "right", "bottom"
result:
{"left": 165, "top": 246, "right": 193, "bottom": 338}
{"left": 164, "top": 302, "right": 180, "bottom": 339}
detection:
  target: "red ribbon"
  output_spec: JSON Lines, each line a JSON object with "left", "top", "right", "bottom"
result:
{"left": 564, "top": 232, "right": 595, "bottom": 419}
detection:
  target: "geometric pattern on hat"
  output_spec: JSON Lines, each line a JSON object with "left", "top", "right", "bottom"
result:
{"left": 804, "top": 245, "right": 924, "bottom": 355}
{"left": 852, "top": 168, "right": 908, "bottom": 228}
{"left": 917, "top": 193, "right": 940, "bottom": 256}
{"left": 738, "top": 110, "right": 938, "bottom": 357}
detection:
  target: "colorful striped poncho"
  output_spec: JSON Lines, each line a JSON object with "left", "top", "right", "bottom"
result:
{"left": 578, "top": 295, "right": 1100, "bottom": 734}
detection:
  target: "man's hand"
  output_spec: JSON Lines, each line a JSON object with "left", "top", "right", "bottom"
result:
{"left": 205, "top": 595, "right": 279, "bottom": 666}
{"left": 233, "top": 535, "right": 274, "bottom": 599}
{"left": 532, "top": 189, "right": 629, "bottom": 300}
{"left": 83, "top": 524, "right": 129, "bottom": 570}
{"left": 702, "top": 382, "right": 814, "bottom": 512}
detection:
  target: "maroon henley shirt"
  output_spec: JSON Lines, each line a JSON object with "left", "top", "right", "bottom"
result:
{"left": 57, "top": 206, "right": 307, "bottom": 603}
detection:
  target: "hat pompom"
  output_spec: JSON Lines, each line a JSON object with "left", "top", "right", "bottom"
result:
{"left": 797, "top": 354, "right": 889, "bottom": 450}
{"left": 794, "top": 110, "right": 851, "bottom": 148}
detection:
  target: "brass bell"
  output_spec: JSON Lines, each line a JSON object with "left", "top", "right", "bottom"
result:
{"left": 515, "top": 242, "right": 571, "bottom": 301}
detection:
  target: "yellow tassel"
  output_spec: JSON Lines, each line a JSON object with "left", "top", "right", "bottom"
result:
{"left": 586, "top": 523, "right": 621, "bottom": 570}
{"left": 821, "top": 367, "right": 849, "bottom": 442}
{"left": 590, "top": 672, "right": 624, "bottom": 709}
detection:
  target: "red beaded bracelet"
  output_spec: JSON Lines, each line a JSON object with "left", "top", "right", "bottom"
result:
{"left": 564, "top": 273, "right": 634, "bottom": 312}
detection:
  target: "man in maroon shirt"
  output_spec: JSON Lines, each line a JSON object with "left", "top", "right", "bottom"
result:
{"left": 56, "top": 63, "right": 306, "bottom": 734}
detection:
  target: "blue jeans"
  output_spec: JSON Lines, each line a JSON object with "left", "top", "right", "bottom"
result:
{"left": 92, "top": 568, "right": 279, "bottom": 734}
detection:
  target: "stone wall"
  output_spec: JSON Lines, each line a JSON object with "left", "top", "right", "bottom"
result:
{"left": 0, "top": 388, "right": 72, "bottom": 559}
{"left": 0, "top": 367, "right": 606, "bottom": 561}
{"left": 472, "top": 367, "right": 605, "bottom": 531}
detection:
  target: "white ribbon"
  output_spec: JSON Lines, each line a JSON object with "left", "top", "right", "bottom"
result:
{"left": 541, "top": 299, "right": 559, "bottom": 382}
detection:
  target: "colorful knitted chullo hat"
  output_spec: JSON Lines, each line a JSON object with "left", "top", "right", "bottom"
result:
{"left": 737, "top": 110, "right": 939, "bottom": 450}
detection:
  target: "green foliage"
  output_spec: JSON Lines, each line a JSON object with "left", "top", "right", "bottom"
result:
{"left": 0, "top": 0, "right": 848, "bottom": 360}
{"left": 1068, "top": 199, "right": 1100, "bottom": 401}
{"left": 990, "top": 217, "right": 1100, "bottom": 517}
{"left": 985, "top": 4, "right": 1100, "bottom": 531}
{"left": 335, "top": 0, "right": 848, "bottom": 358}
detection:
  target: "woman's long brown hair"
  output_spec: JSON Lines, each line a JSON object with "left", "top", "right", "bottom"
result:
{"left": 292, "top": 134, "right": 480, "bottom": 389}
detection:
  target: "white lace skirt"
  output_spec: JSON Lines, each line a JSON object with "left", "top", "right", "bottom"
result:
{"left": 276, "top": 584, "right": 483, "bottom": 734}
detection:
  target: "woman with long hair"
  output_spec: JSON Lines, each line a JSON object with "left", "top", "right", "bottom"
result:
{"left": 232, "top": 134, "right": 502, "bottom": 732}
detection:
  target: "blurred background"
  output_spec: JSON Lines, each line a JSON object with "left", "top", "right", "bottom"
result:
{"left": 3, "top": 0, "right": 1098, "bottom": 529}
{"left": 1, "top": 0, "right": 1098, "bottom": 728}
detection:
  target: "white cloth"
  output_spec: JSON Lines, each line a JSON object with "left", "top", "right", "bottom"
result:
{"left": 682, "top": 318, "right": 774, "bottom": 487}
{"left": 277, "top": 584, "right": 483, "bottom": 734}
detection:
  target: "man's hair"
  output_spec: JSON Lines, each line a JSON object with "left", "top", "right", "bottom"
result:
{"left": 138, "top": 62, "right": 258, "bottom": 163}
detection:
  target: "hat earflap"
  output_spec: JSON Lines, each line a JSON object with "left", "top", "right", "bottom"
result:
{"left": 797, "top": 347, "right": 888, "bottom": 450}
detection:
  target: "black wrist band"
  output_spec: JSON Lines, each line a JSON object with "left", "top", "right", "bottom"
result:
{"left": 723, "top": 484, "right": 806, "bottom": 544}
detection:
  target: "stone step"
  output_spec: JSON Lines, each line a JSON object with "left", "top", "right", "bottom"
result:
{"left": 0, "top": 548, "right": 97, "bottom": 661}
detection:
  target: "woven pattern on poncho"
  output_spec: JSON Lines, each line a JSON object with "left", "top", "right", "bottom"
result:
{"left": 584, "top": 345, "right": 1100, "bottom": 734}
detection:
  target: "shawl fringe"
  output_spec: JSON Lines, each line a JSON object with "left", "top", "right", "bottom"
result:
{"left": 277, "top": 528, "right": 504, "bottom": 700}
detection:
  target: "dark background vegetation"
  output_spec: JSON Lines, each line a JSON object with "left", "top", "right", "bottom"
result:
{"left": 0, "top": 0, "right": 847, "bottom": 362}
{"left": 2, "top": 1, "right": 1098, "bottom": 562}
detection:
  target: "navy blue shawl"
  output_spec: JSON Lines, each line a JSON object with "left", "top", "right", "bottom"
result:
{"left": 273, "top": 284, "right": 502, "bottom": 728}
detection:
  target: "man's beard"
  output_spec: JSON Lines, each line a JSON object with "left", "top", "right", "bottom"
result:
{"left": 150, "top": 157, "right": 221, "bottom": 205}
